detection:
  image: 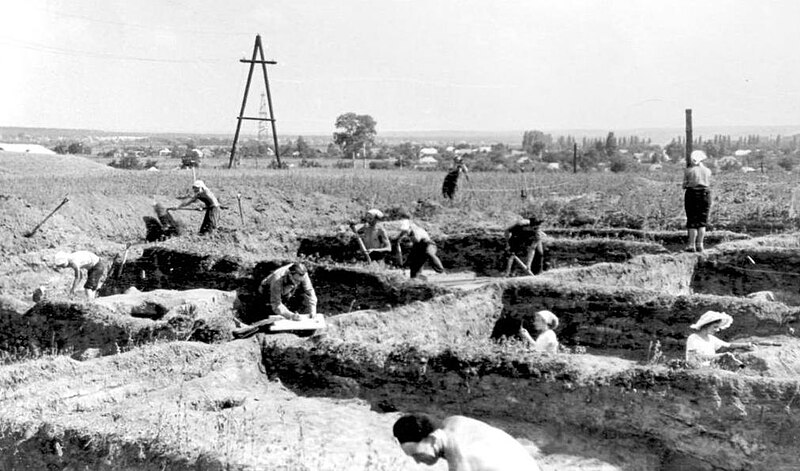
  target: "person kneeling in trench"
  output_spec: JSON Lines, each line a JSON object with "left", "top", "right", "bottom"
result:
{"left": 518, "top": 310, "right": 559, "bottom": 354}
{"left": 393, "top": 413, "right": 542, "bottom": 471}
{"left": 258, "top": 262, "right": 317, "bottom": 321}
{"left": 686, "top": 310, "right": 753, "bottom": 368}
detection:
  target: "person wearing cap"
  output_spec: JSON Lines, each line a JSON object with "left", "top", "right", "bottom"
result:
{"left": 393, "top": 413, "right": 542, "bottom": 471}
{"left": 349, "top": 209, "right": 392, "bottom": 262}
{"left": 53, "top": 250, "right": 108, "bottom": 300}
{"left": 503, "top": 212, "right": 545, "bottom": 277}
{"left": 683, "top": 150, "right": 712, "bottom": 252}
{"left": 396, "top": 217, "right": 445, "bottom": 279}
{"left": 686, "top": 311, "right": 753, "bottom": 367}
{"left": 171, "top": 180, "right": 221, "bottom": 235}
{"left": 257, "top": 262, "right": 317, "bottom": 321}
{"left": 518, "top": 310, "right": 559, "bottom": 354}
{"left": 442, "top": 156, "right": 470, "bottom": 200}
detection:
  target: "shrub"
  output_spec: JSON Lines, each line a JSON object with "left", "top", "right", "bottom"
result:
{"left": 109, "top": 155, "right": 142, "bottom": 170}
{"left": 299, "top": 159, "right": 323, "bottom": 168}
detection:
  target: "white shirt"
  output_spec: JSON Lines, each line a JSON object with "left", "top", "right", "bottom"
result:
{"left": 533, "top": 330, "right": 558, "bottom": 355}
{"left": 67, "top": 251, "right": 100, "bottom": 269}
{"left": 686, "top": 333, "right": 729, "bottom": 365}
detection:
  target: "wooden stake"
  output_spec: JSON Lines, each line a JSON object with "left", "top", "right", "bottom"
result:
{"left": 237, "top": 193, "right": 245, "bottom": 224}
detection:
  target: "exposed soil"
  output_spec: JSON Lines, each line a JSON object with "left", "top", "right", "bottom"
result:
{"left": 2, "top": 152, "right": 800, "bottom": 470}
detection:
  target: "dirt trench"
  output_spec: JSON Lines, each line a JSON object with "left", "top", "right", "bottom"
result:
{"left": 298, "top": 229, "right": 674, "bottom": 276}
{"left": 102, "top": 247, "right": 447, "bottom": 323}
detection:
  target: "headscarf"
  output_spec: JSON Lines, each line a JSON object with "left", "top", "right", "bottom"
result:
{"left": 690, "top": 150, "right": 707, "bottom": 165}
{"left": 536, "top": 310, "right": 559, "bottom": 329}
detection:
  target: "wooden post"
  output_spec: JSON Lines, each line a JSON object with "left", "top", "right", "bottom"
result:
{"left": 229, "top": 34, "right": 280, "bottom": 169}
{"left": 685, "top": 109, "right": 693, "bottom": 167}
{"left": 573, "top": 142, "right": 578, "bottom": 173}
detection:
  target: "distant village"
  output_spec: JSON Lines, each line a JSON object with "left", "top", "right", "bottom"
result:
{"left": 1, "top": 127, "right": 799, "bottom": 174}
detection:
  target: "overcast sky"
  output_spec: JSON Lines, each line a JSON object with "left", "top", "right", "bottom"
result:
{"left": 2, "top": 0, "right": 800, "bottom": 135}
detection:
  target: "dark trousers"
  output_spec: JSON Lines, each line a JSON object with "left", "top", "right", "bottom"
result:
{"left": 684, "top": 188, "right": 710, "bottom": 229}
{"left": 200, "top": 206, "right": 220, "bottom": 235}
{"left": 408, "top": 240, "right": 445, "bottom": 278}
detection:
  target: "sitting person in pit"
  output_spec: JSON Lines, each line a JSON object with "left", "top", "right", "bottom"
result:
{"left": 393, "top": 413, "right": 542, "bottom": 471}
{"left": 257, "top": 262, "right": 317, "bottom": 321}
{"left": 349, "top": 208, "right": 392, "bottom": 262}
{"left": 686, "top": 310, "right": 753, "bottom": 367}
{"left": 518, "top": 310, "right": 559, "bottom": 354}
{"left": 53, "top": 250, "right": 109, "bottom": 300}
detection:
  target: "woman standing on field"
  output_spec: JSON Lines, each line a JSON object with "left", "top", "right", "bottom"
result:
{"left": 683, "top": 150, "right": 712, "bottom": 252}
{"left": 172, "top": 180, "right": 221, "bottom": 235}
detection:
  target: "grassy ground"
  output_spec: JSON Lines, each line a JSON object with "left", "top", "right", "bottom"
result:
{"left": 1, "top": 151, "right": 799, "bottom": 469}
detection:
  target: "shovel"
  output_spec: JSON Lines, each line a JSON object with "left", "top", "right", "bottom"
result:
{"left": 24, "top": 196, "right": 69, "bottom": 237}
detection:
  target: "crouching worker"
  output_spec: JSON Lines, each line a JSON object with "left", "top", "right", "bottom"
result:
{"left": 503, "top": 212, "right": 544, "bottom": 277}
{"left": 393, "top": 413, "right": 542, "bottom": 471}
{"left": 518, "top": 310, "right": 559, "bottom": 354}
{"left": 686, "top": 310, "right": 754, "bottom": 368}
{"left": 258, "top": 262, "right": 317, "bottom": 321}
{"left": 53, "top": 250, "right": 108, "bottom": 300}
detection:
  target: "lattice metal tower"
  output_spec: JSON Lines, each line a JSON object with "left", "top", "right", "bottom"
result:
{"left": 257, "top": 93, "right": 269, "bottom": 143}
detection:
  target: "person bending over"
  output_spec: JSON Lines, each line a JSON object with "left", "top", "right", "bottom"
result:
{"left": 53, "top": 250, "right": 108, "bottom": 300}
{"left": 258, "top": 262, "right": 317, "bottom": 321}
{"left": 393, "top": 413, "right": 542, "bottom": 471}
{"left": 172, "top": 180, "right": 221, "bottom": 235}
{"left": 503, "top": 212, "right": 544, "bottom": 276}
{"left": 396, "top": 217, "right": 445, "bottom": 279}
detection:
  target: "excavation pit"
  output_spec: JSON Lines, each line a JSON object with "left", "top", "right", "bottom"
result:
{"left": 297, "top": 229, "right": 679, "bottom": 275}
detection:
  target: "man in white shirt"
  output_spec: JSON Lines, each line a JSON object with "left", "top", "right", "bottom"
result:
{"left": 53, "top": 250, "right": 108, "bottom": 299}
{"left": 393, "top": 413, "right": 542, "bottom": 471}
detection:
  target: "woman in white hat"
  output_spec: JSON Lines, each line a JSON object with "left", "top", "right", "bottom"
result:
{"left": 519, "top": 310, "right": 559, "bottom": 354}
{"left": 686, "top": 311, "right": 753, "bottom": 366}
{"left": 171, "top": 180, "right": 221, "bottom": 235}
{"left": 683, "top": 150, "right": 712, "bottom": 252}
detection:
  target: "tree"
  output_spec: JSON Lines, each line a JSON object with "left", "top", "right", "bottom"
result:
{"left": 295, "top": 136, "right": 314, "bottom": 159}
{"left": 604, "top": 132, "right": 617, "bottom": 157}
{"left": 333, "top": 113, "right": 377, "bottom": 160}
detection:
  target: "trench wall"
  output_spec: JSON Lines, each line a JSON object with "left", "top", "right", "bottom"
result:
{"left": 298, "top": 232, "right": 670, "bottom": 276}
{"left": 261, "top": 339, "right": 800, "bottom": 471}
{"left": 692, "top": 248, "right": 800, "bottom": 304}
{"left": 493, "top": 279, "right": 800, "bottom": 356}
{"left": 540, "top": 253, "right": 697, "bottom": 295}
{"left": 101, "top": 248, "right": 446, "bottom": 323}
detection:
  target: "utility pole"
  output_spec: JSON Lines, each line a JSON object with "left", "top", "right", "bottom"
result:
{"left": 573, "top": 142, "right": 578, "bottom": 173}
{"left": 229, "top": 34, "right": 281, "bottom": 169}
{"left": 685, "top": 109, "right": 693, "bottom": 167}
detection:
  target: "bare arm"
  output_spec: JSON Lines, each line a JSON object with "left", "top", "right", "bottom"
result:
{"left": 69, "top": 263, "right": 83, "bottom": 295}
{"left": 177, "top": 194, "right": 199, "bottom": 209}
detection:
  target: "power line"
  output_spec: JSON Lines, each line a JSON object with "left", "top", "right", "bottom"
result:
{"left": 36, "top": 5, "right": 253, "bottom": 37}
{"left": 0, "top": 36, "right": 229, "bottom": 64}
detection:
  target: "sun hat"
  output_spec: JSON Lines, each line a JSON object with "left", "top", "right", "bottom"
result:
{"left": 690, "top": 150, "right": 708, "bottom": 165}
{"left": 366, "top": 209, "right": 384, "bottom": 219}
{"left": 536, "top": 310, "right": 559, "bottom": 329}
{"left": 690, "top": 310, "right": 733, "bottom": 330}
{"left": 54, "top": 251, "right": 69, "bottom": 267}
